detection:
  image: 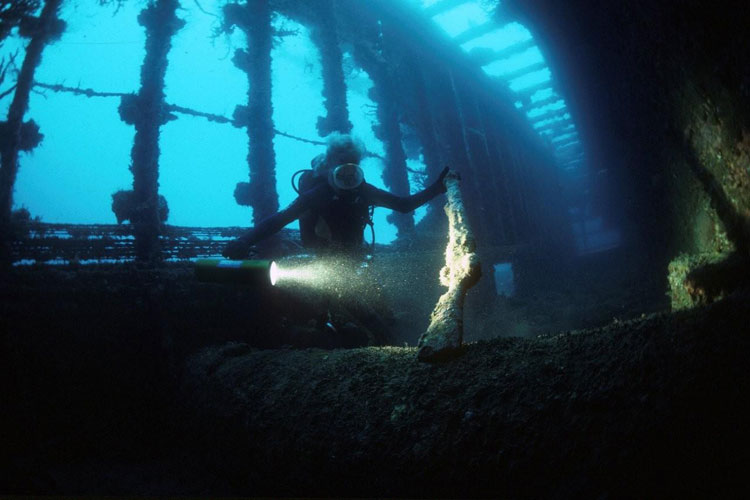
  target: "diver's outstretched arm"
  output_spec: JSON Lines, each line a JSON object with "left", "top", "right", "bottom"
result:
{"left": 366, "top": 166, "right": 451, "bottom": 213}
{"left": 223, "top": 195, "right": 309, "bottom": 259}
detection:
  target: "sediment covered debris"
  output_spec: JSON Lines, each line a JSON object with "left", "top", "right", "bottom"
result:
{"left": 1, "top": 264, "right": 748, "bottom": 497}
{"left": 180, "top": 290, "right": 750, "bottom": 498}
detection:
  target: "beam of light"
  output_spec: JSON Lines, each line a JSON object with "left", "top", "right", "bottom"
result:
{"left": 272, "top": 261, "right": 321, "bottom": 287}
{"left": 272, "top": 257, "right": 353, "bottom": 289}
{"left": 270, "top": 255, "right": 387, "bottom": 301}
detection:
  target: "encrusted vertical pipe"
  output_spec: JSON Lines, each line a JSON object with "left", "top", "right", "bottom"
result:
{"left": 121, "top": 0, "right": 184, "bottom": 262}
{"left": 225, "top": 0, "right": 279, "bottom": 226}
{"left": 0, "top": 0, "right": 64, "bottom": 263}
{"left": 309, "top": 0, "right": 352, "bottom": 137}
{"left": 417, "top": 172, "right": 481, "bottom": 362}
{"left": 352, "top": 41, "right": 413, "bottom": 237}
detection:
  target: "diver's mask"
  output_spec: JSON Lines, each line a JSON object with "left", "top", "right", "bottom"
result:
{"left": 328, "top": 163, "right": 364, "bottom": 192}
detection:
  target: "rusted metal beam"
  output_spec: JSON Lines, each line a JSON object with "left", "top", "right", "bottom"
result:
{"left": 537, "top": 121, "right": 574, "bottom": 135}
{"left": 481, "top": 38, "right": 536, "bottom": 65}
{"left": 501, "top": 61, "right": 548, "bottom": 83}
{"left": 424, "top": 0, "right": 467, "bottom": 17}
{"left": 515, "top": 80, "right": 554, "bottom": 101}
{"left": 551, "top": 132, "right": 578, "bottom": 143}
{"left": 529, "top": 107, "right": 569, "bottom": 125}
{"left": 552, "top": 138, "right": 579, "bottom": 149}
{"left": 527, "top": 95, "right": 564, "bottom": 111}
{"left": 453, "top": 21, "right": 497, "bottom": 45}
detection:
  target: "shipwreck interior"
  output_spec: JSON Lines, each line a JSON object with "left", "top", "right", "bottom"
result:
{"left": 1, "top": 0, "right": 749, "bottom": 497}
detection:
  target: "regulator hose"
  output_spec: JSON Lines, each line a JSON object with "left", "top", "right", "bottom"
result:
{"left": 291, "top": 169, "right": 312, "bottom": 194}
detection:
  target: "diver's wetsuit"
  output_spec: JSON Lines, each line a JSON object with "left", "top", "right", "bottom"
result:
{"left": 230, "top": 176, "right": 445, "bottom": 254}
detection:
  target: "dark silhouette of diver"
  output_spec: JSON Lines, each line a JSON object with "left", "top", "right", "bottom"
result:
{"left": 223, "top": 133, "right": 448, "bottom": 259}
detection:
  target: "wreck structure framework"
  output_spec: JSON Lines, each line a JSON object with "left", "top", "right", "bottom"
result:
{"left": 2, "top": 0, "right": 571, "bottom": 266}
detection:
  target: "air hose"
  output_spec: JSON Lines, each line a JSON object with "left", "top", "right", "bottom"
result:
{"left": 291, "top": 169, "right": 312, "bottom": 194}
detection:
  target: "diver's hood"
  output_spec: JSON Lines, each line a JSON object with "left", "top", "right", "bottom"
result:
{"left": 328, "top": 163, "right": 364, "bottom": 191}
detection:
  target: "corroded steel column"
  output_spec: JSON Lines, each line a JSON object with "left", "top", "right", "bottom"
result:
{"left": 0, "top": 0, "right": 65, "bottom": 262}
{"left": 225, "top": 0, "right": 279, "bottom": 226}
{"left": 309, "top": 0, "right": 352, "bottom": 137}
{"left": 352, "top": 41, "right": 414, "bottom": 237}
{"left": 120, "top": 0, "right": 184, "bottom": 262}
{"left": 409, "top": 57, "right": 444, "bottom": 182}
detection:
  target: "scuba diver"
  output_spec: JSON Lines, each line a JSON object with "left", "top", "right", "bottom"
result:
{"left": 223, "top": 133, "right": 449, "bottom": 259}
{"left": 220, "top": 133, "right": 451, "bottom": 348}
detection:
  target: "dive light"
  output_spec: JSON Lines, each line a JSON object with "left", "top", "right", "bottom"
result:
{"left": 195, "top": 259, "right": 279, "bottom": 286}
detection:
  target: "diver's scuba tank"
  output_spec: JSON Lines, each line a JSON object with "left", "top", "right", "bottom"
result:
{"left": 195, "top": 259, "right": 278, "bottom": 286}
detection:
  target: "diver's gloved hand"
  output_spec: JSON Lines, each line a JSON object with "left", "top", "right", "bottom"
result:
{"left": 437, "top": 166, "right": 460, "bottom": 192}
{"left": 437, "top": 166, "right": 450, "bottom": 193}
{"left": 223, "top": 238, "right": 250, "bottom": 260}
